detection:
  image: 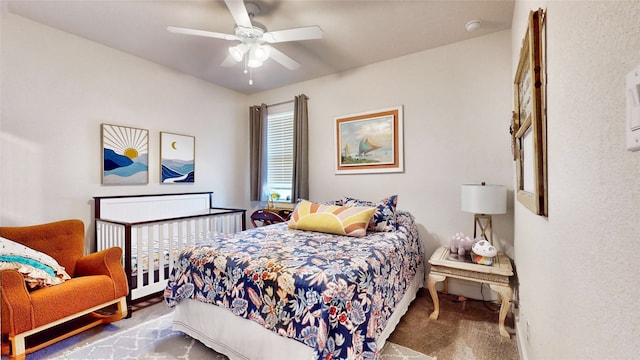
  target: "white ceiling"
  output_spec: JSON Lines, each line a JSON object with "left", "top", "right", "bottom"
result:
{"left": 6, "top": 0, "right": 514, "bottom": 95}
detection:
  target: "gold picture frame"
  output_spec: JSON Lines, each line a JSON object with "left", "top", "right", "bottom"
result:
{"left": 513, "top": 9, "right": 547, "bottom": 216}
{"left": 334, "top": 106, "right": 404, "bottom": 174}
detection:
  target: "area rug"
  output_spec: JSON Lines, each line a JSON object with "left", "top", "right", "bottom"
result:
{"left": 52, "top": 313, "right": 435, "bottom": 360}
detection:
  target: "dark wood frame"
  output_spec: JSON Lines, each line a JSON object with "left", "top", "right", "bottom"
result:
{"left": 513, "top": 9, "right": 547, "bottom": 216}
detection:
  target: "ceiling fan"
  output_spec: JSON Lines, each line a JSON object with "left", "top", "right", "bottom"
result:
{"left": 167, "top": 0, "right": 323, "bottom": 85}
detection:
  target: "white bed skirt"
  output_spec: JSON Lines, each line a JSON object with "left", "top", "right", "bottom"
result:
{"left": 172, "top": 265, "right": 425, "bottom": 360}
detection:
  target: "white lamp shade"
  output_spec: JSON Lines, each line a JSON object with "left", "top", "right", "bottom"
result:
{"left": 461, "top": 184, "right": 507, "bottom": 215}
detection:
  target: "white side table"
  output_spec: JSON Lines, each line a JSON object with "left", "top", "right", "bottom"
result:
{"left": 427, "top": 246, "right": 514, "bottom": 338}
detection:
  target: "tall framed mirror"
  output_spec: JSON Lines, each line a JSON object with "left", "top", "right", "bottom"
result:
{"left": 513, "top": 9, "right": 547, "bottom": 216}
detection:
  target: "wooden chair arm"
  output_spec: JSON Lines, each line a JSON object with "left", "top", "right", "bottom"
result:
{"left": 75, "top": 247, "right": 128, "bottom": 297}
{"left": 1, "top": 269, "right": 34, "bottom": 336}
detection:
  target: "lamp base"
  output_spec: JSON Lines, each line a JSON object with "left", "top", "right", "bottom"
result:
{"left": 473, "top": 214, "right": 493, "bottom": 244}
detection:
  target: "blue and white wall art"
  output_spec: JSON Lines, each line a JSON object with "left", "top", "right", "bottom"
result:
{"left": 160, "top": 132, "right": 195, "bottom": 183}
{"left": 102, "top": 124, "right": 149, "bottom": 185}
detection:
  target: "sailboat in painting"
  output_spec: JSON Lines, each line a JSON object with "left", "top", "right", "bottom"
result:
{"left": 358, "top": 137, "right": 382, "bottom": 156}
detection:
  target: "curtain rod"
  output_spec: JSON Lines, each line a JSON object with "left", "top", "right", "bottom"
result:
{"left": 267, "top": 96, "right": 309, "bottom": 108}
{"left": 267, "top": 100, "right": 292, "bottom": 107}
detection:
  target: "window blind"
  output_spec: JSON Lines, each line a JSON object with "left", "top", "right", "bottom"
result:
{"left": 266, "top": 109, "right": 294, "bottom": 200}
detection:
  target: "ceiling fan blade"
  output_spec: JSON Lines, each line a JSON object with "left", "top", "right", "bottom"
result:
{"left": 263, "top": 26, "right": 323, "bottom": 43}
{"left": 167, "top": 26, "right": 238, "bottom": 41}
{"left": 269, "top": 47, "right": 300, "bottom": 70}
{"left": 224, "top": 0, "right": 252, "bottom": 28}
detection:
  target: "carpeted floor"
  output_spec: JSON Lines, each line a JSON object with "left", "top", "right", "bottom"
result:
{"left": 47, "top": 313, "right": 433, "bottom": 360}
{"left": 388, "top": 288, "right": 518, "bottom": 360}
{"left": 9, "top": 287, "right": 518, "bottom": 360}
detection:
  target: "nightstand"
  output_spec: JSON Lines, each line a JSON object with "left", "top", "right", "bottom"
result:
{"left": 427, "top": 246, "right": 514, "bottom": 338}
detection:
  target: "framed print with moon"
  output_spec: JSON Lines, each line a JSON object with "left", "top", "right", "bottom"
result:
{"left": 160, "top": 132, "right": 195, "bottom": 183}
{"left": 101, "top": 123, "right": 149, "bottom": 185}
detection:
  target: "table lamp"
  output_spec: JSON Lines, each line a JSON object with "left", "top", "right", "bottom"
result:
{"left": 461, "top": 182, "right": 507, "bottom": 244}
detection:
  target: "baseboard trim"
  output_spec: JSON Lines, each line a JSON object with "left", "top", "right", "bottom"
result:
{"left": 515, "top": 315, "right": 529, "bottom": 360}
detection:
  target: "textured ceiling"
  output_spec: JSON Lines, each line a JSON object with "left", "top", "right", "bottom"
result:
{"left": 7, "top": 0, "right": 514, "bottom": 95}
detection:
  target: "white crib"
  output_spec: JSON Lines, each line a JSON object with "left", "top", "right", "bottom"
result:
{"left": 93, "top": 192, "right": 245, "bottom": 312}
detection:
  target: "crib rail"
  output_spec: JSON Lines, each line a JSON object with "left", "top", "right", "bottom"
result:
{"left": 96, "top": 207, "right": 245, "bottom": 302}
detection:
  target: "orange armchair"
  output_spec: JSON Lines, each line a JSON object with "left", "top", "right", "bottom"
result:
{"left": 0, "top": 219, "right": 128, "bottom": 359}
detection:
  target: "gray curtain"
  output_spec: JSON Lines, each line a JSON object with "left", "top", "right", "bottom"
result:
{"left": 292, "top": 94, "right": 309, "bottom": 201}
{"left": 249, "top": 103, "right": 267, "bottom": 201}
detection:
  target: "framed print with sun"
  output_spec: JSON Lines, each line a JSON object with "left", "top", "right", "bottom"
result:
{"left": 101, "top": 124, "right": 149, "bottom": 185}
{"left": 160, "top": 132, "right": 195, "bottom": 184}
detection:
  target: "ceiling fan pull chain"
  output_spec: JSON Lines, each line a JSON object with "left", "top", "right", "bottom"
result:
{"left": 249, "top": 67, "right": 254, "bottom": 86}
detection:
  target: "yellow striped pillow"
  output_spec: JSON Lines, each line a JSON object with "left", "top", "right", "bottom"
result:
{"left": 288, "top": 200, "right": 375, "bottom": 237}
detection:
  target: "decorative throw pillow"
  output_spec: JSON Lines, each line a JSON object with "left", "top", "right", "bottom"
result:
{"left": 288, "top": 199, "right": 375, "bottom": 237}
{"left": 0, "top": 236, "right": 71, "bottom": 290}
{"left": 342, "top": 195, "right": 398, "bottom": 232}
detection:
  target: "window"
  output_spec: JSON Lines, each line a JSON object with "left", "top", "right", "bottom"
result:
{"left": 264, "top": 103, "right": 294, "bottom": 202}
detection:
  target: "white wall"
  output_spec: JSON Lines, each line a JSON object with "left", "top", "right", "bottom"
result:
{"left": 0, "top": 12, "right": 249, "bottom": 248}
{"left": 2, "top": 7, "right": 515, "bottom": 300}
{"left": 512, "top": 1, "right": 640, "bottom": 359}
{"left": 249, "top": 30, "right": 515, "bottom": 297}
{"left": 4, "top": 1, "right": 640, "bottom": 358}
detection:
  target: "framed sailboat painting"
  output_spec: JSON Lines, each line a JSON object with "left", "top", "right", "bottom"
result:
{"left": 334, "top": 106, "right": 404, "bottom": 174}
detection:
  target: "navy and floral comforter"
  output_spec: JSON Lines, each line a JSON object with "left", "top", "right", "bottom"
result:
{"left": 164, "top": 210, "right": 423, "bottom": 360}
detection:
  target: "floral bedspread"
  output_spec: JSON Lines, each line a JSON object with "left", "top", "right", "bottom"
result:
{"left": 164, "top": 211, "right": 423, "bottom": 360}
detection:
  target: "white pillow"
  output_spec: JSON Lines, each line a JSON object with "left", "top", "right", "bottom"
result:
{"left": 0, "top": 236, "right": 71, "bottom": 289}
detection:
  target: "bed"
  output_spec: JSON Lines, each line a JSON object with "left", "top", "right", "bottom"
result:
{"left": 93, "top": 192, "right": 246, "bottom": 312}
{"left": 164, "top": 199, "right": 424, "bottom": 360}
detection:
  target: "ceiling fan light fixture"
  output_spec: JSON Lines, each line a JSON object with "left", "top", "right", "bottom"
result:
{"left": 252, "top": 45, "right": 270, "bottom": 62}
{"left": 247, "top": 57, "right": 263, "bottom": 68}
{"left": 229, "top": 43, "right": 249, "bottom": 62}
{"left": 246, "top": 45, "right": 270, "bottom": 68}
